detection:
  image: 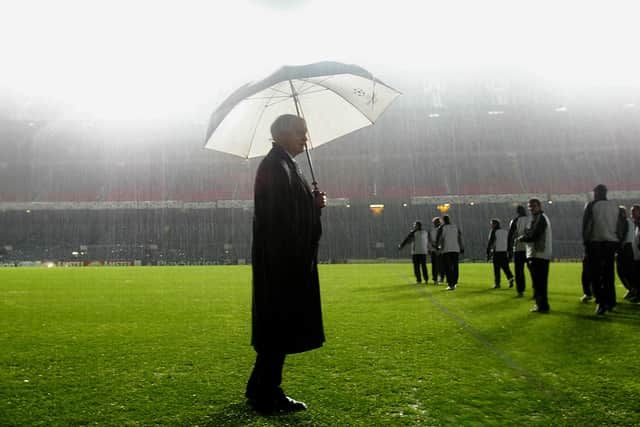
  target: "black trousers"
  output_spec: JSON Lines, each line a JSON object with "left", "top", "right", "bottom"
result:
{"left": 430, "top": 251, "right": 444, "bottom": 282}
{"left": 514, "top": 251, "right": 526, "bottom": 293}
{"left": 634, "top": 261, "right": 640, "bottom": 291}
{"left": 442, "top": 252, "right": 459, "bottom": 287}
{"left": 527, "top": 258, "right": 550, "bottom": 311}
{"left": 412, "top": 254, "right": 428, "bottom": 283}
{"left": 493, "top": 252, "right": 514, "bottom": 285}
{"left": 585, "top": 241, "right": 618, "bottom": 308}
{"left": 246, "top": 352, "right": 286, "bottom": 400}
{"left": 616, "top": 243, "right": 635, "bottom": 291}
{"left": 581, "top": 256, "right": 593, "bottom": 297}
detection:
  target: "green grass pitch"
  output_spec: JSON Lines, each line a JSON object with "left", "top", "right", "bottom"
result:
{"left": 1, "top": 263, "right": 639, "bottom": 426}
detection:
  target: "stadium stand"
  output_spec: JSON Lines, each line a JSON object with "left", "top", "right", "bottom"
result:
{"left": 1, "top": 73, "right": 639, "bottom": 264}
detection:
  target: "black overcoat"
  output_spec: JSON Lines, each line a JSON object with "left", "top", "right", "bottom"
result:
{"left": 251, "top": 145, "right": 324, "bottom": 354}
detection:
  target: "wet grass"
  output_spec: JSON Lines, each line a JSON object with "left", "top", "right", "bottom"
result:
{"left": 1, "top": 263, "right": 639, "bottom": 426}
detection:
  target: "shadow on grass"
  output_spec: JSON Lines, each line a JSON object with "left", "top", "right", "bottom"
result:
{"left": 202, "top": 402, "right": 317, "bottom": 427}
{"left": 351, "top": 284, "right": 419, "bottom": 293}
{"left": 547, "top": 305, "right": 640, "bottom": 324}
{"left": 456, "top": 287, "right": 507, "bottom": 295}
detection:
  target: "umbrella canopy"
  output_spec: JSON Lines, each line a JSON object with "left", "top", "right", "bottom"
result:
{"left": 204, "top": 61, "right": 401, "bottom": 159}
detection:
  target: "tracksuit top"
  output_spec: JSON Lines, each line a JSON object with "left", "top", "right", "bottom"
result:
{"left": 509, "top": 215, "right": 529, "bottom": 252}
{"left": 411, "top": 230, "right": 428, "bottom": 255}
{"left": 582, "top": 199, "right": 621, "bottom": 243}
{"left": 439, "top": 224, "right": 462, "bottom": 253}
{"left": 522, "top": 212, "right": 552, "bottom": 260}
{"left": 399, "top": 229, "right": 428, "bottom": 255}
{"left": 428, "top": 228, "right": 439, "bottom": 252}
{"left": 488, "top": 228, "right": 509, "bottom": 253}
{"left": 623, "top": 218, "right": 634, "bottom": 244}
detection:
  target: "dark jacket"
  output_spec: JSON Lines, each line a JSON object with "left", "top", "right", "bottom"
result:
{"left": 251, "top": 145, "right": 324, "bottom": 354}
{"left": 520, "top": 211, "right": 551, "bottom": 259}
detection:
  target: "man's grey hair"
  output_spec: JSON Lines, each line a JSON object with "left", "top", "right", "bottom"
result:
{"left": 270, "top": 114, "right": 305, "bottom": 141}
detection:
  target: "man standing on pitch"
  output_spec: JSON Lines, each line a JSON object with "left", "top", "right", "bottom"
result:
{"left": 582, "top": 184, "right": 624, "bottom": 315}
{"left": 428, "top": 217, "right": 444, "bottom": 284}
{"left": 508, "top": 205, "right": 529, "bottom": 297}
{"left": 487, "top": 219, "right": 515, "bottom": 289}
{"left": 246, "top": 114, "right": 327, "bottom": 413}
{"left": 631, "top": 205, "right": 640, "bottom": 302}
{"left": 437, "top": 215, "right": 464, "bottom": 290}
{"left": 398, "top": 220, "right": 429, "bottom": 284}
{"left": 519, "top": 198, "right": 552, "bottom": 313}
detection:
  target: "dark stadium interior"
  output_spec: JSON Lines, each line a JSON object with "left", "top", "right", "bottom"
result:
{"left": 2, "top": 71, "right": 639, "bottom": 264}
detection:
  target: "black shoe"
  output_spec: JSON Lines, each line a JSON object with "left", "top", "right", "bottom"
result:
{"left": 580, "top": 294, "right": 593, "bottom": 303}
{"left": 247, "top": 391, "right": 307, "bottom": 414}
{"left": 595, "top": 304, "right": 607, "bottom": 315}
{"left": 274, "top": 395, "right": 307, "bottom": 412}
{"left": 530, "top": 305, "right": 549, "bottom": 313}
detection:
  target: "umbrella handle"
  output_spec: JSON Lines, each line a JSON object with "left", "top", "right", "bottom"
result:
{"left": 304, "top": 144, "right": 319, "bottom": 192}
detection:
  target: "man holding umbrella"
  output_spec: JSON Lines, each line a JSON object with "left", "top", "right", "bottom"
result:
{"left": 245, "top": 114, "right": 327, "bottom": 413}
{"left": 203, "top": 61, "right": 399, "bottom": 413}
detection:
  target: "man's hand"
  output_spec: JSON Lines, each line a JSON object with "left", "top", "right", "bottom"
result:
{"left": 314, "top": 191, "right": 327, "bottom": 209}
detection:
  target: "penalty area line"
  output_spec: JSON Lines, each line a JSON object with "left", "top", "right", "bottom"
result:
{"left": 399, "top": 272, "right": 563, "bottom": 402}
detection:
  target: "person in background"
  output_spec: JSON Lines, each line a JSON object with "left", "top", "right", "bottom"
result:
{"left": 508, "top": 205, "right": 529, "bottom": 297}
{"left": 437, "top": 215, "right": 464, "bottom": 291}
{"left": 616, "top": 206, "right": 636, "bottom": 302}
{"left": 519, "top": 198, "right": 552, "bottom": 313}
{"left": 398, "top": 220, "right": 429, "bottom": 284}
{"left": 246, "top": 114, "right": 326, "bottom": 413}
{"left": 428, "top": 217, "right": 445, "bottom": 285}
{"left": 629, "top": 204, "right": 640, "bottom": 303}
{"left": 582, "top": 184, "right": 624, "bottom": 315}
{"left": 487, "top": 219, "right": 515, "bottom": 289}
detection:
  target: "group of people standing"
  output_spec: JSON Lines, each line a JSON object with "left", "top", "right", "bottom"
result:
{"left": 400, "top": 185, "right": 640, "bottom": 317}
{"left": 486, "top": 199, "right": 552, "bottom": 314}
{"left": 400, "top": 198, "right": 553, "bottom": 313}
{"left": 398, "top": 214, "right": 463, "bottom": 291}
{"left": 580, "top": 185, "right": 640, "bottom": 315}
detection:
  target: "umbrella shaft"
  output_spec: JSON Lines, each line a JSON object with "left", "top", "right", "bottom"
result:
{"left": 304, "top": 145, "right": 319, "bottom": 192}
{"left": 289, "top": 79, "right": 319, "bottom": 191}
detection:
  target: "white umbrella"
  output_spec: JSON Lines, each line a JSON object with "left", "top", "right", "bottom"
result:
{"left": 204, "top": 61, "right": 401, "bottom": 189}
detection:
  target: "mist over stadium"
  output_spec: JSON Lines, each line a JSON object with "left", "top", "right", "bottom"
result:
{"left": 4, "top": 1, "right": 640, "bottom": 425}
{"left": 2, "top": 62, "right": 639, "bottom": 265}
{"left": 3, "top": 1, "right": 640, "bottom": 267}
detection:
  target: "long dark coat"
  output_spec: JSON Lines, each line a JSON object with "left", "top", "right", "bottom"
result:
{"left": 251, "top": 145, "right": 324, "bottom": 354}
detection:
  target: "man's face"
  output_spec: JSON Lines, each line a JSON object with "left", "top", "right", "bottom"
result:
{"left": 528, "top": 201, "right": 541, "bottom": 215}
{"left": 280, "top": 119, "right": 308, "bottom": 157}
{"left": 632, "top": 207, "right": 640, "bottom": 221}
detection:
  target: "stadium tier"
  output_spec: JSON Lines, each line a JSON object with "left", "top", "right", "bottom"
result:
{"left": 2, "top": 74, "right": 639, "bottom": 263}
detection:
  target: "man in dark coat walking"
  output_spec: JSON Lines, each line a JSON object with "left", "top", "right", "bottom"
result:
{"left": 245, "top": 114, "right": 326, "bottom": 413}
{"left": 582, "top": 184, "right": 624, "bottom": 315}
